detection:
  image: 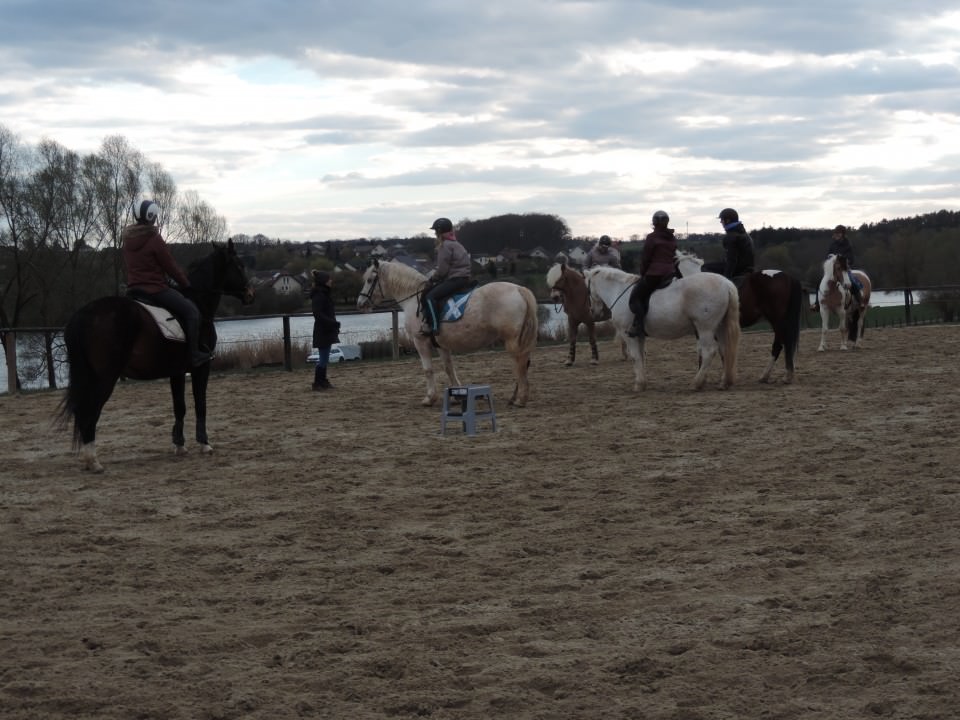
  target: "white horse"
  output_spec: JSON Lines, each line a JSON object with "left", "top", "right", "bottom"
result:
{"left": 818, "top": 254, "right": 872, "bottom": 352}
{"left": 676, "top": 251, "right": 804, "bottom": 384}
{"left": 357, "top": 259, "right": 538, "bottom": 407}
{"left": 584, "top": 265, "right": 741, "bottom": 391}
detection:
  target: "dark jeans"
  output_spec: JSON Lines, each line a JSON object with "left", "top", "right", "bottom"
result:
{"left": 629, "top": 274, "right": 668, "bottom": 332}
{"left": 423, "top": 276, "right": 471, "bottom": 330}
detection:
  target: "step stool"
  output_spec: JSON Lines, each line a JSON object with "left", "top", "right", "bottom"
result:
{"left": 440, "top": 385, "right": 497, "bottom": 436}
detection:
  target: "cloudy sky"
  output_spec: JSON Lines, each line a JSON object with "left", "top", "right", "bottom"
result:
{"left": 3, "top": 1, "right": 959, "bottom": 242}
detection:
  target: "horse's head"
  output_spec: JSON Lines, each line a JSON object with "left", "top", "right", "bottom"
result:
{"left": 545, "top": 262, "right": 567, "bottom": 304}
{"left": 223, "top": 238, "right": 255, "bottom": 304}
{"left": 357, "top": 258, "right": 383, "bottom": 312}
{"left": 675, "top": 250, "right": 703, "bottom": 278}
{"left": 583, "top": 267, "right": 607, "bottom": 318}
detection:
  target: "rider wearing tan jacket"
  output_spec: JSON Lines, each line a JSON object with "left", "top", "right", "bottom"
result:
{"left": 421, "top": 217, "right": 472, "bottom": 335}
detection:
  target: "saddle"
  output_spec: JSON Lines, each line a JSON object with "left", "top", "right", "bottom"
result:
{"left": 126, "top": 290, "right": 186, "bottom": 342}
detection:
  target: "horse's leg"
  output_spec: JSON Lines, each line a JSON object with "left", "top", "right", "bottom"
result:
{"left": 170, "top": 374, "right": 188, "bottom": 455}
{"left": 692, "top": 332, "right": 719, "bottom": 390}
{"left": 759, "top": 334, "right": 783, "bottom": 384}
{"left": 564, "top": 319, "right": 577, "bottom": 366}
{"left": 838, "top": 310, "right": 849, "bottom": 351}
{"left": 818, "top": 305, "right": 830, "bottom": 351}
{"left": 587, "top": 321, "right": 599, "bottom": 365}
{"left": 77, "top": 380, "right": 115, "bottom": 473}
{"left": 190, "top": 365, "right": 214, "bottom": 453}
{"left": 510, "top": 352, "right": 531, "bottom": 407}
{"left": 626, "top": 336, "right": 646, "bottom": 391}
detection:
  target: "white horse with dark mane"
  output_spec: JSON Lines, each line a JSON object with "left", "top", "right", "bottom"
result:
{"left": 357, "top": 259, "right": 538, "bottom": 407}
{"left": 585, "top": 265, "right": 740, "bottom": 391}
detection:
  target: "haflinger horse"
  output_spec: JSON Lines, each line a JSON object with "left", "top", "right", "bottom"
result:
{"left": 818, "top": 254, "right": 872, "bottom": 352}
{"left": 675, "top": 251, "right": 804, "bottom": 384}
{"left": 57, "top": 239, "right": 254, "bottom": 473}
{"left": 356, "top": 259, "right": 538, "bottom": 407}
{"left": 545, "top": 259, "right": 627, "bottom": 366}
{"left": 585, "top": 265, "right": 740, "bottom": 391}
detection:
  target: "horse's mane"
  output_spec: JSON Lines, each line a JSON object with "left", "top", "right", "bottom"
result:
{"left": 379, "top": 260, "right": 428, "bottom": 297}
{"left": 675, "top": 249, "right": 704, "bottom": 265}
{"left": 589, "top": 265, "right": 634, "bottom": 282}
{"left": 546, "top": 262, "right": 582, "bottom": 288}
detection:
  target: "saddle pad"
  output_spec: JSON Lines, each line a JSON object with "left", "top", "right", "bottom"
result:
{"left": 440, "top": 291, "right": 473, "bottom": 322}
{"left": 136, "top": 302, "right": 186, "bottom": 342}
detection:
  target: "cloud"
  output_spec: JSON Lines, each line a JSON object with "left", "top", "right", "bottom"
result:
{"left": 1, "top": 1, "right": 957, "bottom": 240}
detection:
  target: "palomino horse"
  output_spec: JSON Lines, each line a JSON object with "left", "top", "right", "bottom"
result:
{"left": 676, "top": 251, "right": 804, "bottom": 384}
{"left": 356, "top": 259, "right": 538, "bottom": 407}
{"left": 57, "top": 239, "right": 255, "bottom": 472}
{"left": 818, "top": 254, "right": 872, "bottom": 352}
{"left": 545, "top": 259, "right": 626, "bottom": 366}
{"left": 585, "top": 265, "right": 740, "bottom": 391}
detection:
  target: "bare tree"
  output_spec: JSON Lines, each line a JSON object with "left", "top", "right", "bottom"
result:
{"left": 92, "top": 135, "right": 143, "bottom": 294}
{"left": 147, "top": 162, "right": 180, "bottom": 240}
{"left": 177, "top": 189, "right": 227, "bottom": 245}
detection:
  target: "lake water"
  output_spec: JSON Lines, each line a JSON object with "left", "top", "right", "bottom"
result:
{"left": 0, "top": 290, "right": 917, "bottom": 393}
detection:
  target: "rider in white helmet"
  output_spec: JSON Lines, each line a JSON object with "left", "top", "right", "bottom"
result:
{"left": 122, "top": 200, "right": 212, "bottom": 367}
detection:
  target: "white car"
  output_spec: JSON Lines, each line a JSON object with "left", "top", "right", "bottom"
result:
{"left": 306, "top": 344, "right": 361, "bottom": 364}
{"left": 307, "top": 346, "right": 343, "bottom": 364}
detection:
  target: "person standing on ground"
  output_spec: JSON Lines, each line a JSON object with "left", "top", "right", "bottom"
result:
{"left": 310, "top": 270, "right": 340, "bottom": 391}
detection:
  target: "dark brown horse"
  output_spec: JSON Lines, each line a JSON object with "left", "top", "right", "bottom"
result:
{"left": 57, "top": 239, "right": 254, "bottom": 472}
{"left": 677, "top": 252, "right": 803, "bottom": 384}
{"left": 546, "top": 260, "right": 625, "bottom": 366}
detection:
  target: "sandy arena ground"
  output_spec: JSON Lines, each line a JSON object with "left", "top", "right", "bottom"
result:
{"left": 2, "top": 324, "right": 959, "bottom": 720}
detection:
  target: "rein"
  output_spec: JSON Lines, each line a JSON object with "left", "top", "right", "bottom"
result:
{"left": 589, "top": 273, "right": 637, "bottom": 310}
{"left": 360, "top": 267, "right": 429, "bottom": 309}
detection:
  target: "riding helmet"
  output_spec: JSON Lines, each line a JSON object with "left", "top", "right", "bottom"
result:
{"left": 599, "top": 235, "right": 612, "bottom": 246}
{"left": 718, "top": 208, "right": 739, "bottom": 223}
{"left": 133, "top": 200, "right": 160, "bottom": 225}
{"left": 431, "top": 217, "right": 454, "bottom": 234}
{"left": 652, "top": 210, "right": 669, "bottom": 226}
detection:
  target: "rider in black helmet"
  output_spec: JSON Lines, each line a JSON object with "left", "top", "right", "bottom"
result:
{"left": 628, "top": 211, "right": 677, "bottom": 338}
{"left": 828, "top": 224, "right": 864, "bottom": 306}
{"left": 701, "top": 208, "right": 754, "bottom": 280}
{"left": 421, "top": 217, "right": 471, "bottom": 335}
{"left": 585, "top": 234, "right": 621, "bottom": 269}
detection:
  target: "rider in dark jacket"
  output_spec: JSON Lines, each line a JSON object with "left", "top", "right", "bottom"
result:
{"left": 628, "top": 211, "right": 677, "bottom": 338}
{"left": 828, "top": 224, "right": 864, "bottom": 306}
{"left": 122, "top": 200, "right": 211, "bottom": 367}
{"left": 702, "top": 208, "right": 755, "bottom": 280}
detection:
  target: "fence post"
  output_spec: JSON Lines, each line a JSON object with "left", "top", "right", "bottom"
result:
{"left": 903, "top": 290, "right": 912, "bottom": 325}
{"left": 391, "top": 309, "right": 400, "bottom": 360}
{"left": 44, "top": 331, "right": 57, "bottom": 389}
{"left": 282, "top": 315, "right": 292, "bottom": 371}
{"left": 3, "top": 331, "right": 17, "bottom": 395}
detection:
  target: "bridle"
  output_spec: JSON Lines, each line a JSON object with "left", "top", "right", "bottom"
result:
{"left": 586, "top": 271, "right": 636, "bottom": 311}
{"left": 358, "top": 265, "right": 429, "bottom": 309}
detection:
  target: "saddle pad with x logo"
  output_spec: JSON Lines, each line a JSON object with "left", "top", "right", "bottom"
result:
{"left": 441, "top": 291, "right": 473, "bottom": 322}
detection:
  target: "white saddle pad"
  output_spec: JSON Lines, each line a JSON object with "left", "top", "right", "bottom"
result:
{"left": 136, "top": 302, "right": 186, "bottom": 342}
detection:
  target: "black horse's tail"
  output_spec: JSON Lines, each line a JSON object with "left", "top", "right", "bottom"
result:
{"left": 782, "top": 275, "right": 803, "bottom": 368}
{"left": 55, "top": 312, "right": 91, "bottom": 448}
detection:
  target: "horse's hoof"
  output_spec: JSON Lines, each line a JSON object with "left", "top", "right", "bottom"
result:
{"left": 200, "top": 444, "right": 214, "bottom": 455}
{"left": 173, "top": 445, "right": 188, "bottom": 456}
{"left": 817, "top": 347, "right": 826, "bottom": 352}
{"left": 589, "top": 359, "right": 599, "bottom": 366}
{"left": 563, "top": 360, "right": 574, "bottom": 367}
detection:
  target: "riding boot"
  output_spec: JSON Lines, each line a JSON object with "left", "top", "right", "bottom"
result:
{"left": 185, "top": 314, "right": 212, "bottom": 367}
{"left": 851, "top": 283, "right": 864, "bottom": 307}
{"left": 627, "top": 311, "right": 646, "bottom": 338}
{"left": 319, "top": 365, "right": 333, "bottom": 389}
{"left": 312, "top": 363, "right": 325, "bottom": 391}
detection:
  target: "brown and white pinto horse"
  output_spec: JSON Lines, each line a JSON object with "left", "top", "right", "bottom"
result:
{"left": 545, "top": 260, "right": 626, "bottom": 366}
{"left": 676, "top": 252, "right": 804, "bottom": 384}
{"left": 818, "top": 254, "right": 872, "bottom": 352}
